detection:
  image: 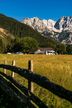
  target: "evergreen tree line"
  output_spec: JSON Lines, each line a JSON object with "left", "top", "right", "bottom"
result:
{"left": 0, "top": 36, "right": 72, "bottom": 54}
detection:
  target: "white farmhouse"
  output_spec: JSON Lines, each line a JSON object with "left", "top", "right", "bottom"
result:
{"left": 35, "top": 48, "right": 56, "bottom": 55}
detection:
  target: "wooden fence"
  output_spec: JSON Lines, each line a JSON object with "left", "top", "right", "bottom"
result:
{"left": 0, "top": 60, "right": 72, "bottom": 108}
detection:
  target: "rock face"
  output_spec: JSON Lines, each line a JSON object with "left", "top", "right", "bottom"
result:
{"left": 22, "top": 16, "right": 72, "bottom": 44}
{"left": 55, "top": 16, "right": 72, "bottom": 44}
{"left": 22, "top": 17, "right": 56, "bottom": 32}
{"left": 55, "top": 16, "right": 72, "bottom": 31}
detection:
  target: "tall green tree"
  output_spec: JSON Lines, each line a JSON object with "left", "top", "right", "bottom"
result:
{"left": 21, "top": 37, "right": 39, "bottom": 53}
{"left": 66, "top": 45, "right": 72, "bottom": 54}
{"left": 0, "top": 38, "right": 8, "bottom": 53}
{"left": 55, "top": 43, "right": 66, "bottom": 54}
{"left": 9, "top": 37, "right": 23, "bottom": 52}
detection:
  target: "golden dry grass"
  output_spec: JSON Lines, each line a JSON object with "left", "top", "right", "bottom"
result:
{"left": 0, "top": 54, "right": 72, "bottom": 107}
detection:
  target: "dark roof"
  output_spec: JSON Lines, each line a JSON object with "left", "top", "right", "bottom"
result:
{"left": 38, "top": 48, "right": 54, "bottom": 51}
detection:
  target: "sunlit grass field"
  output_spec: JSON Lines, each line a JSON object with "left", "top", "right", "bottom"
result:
{"left": 0, "top": 54, "right": 72, "bottom": 108}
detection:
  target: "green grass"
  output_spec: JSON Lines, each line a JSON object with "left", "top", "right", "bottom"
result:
{"left": 0, "top": 54, "right": 72, "bottom": 108}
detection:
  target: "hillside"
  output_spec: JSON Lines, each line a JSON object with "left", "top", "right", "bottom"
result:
{"left": 0, "top": 14, "right": 57, "bottom": 47}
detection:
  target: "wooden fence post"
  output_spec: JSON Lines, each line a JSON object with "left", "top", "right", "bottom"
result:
{"left": 11, "top": 60, "right": 15, "bottom": 78}
{"left": 4, "top": 60, "right": 7, "bottom": 74}
{"left": 28, "top": 60, "right": 34, "bottom": 93}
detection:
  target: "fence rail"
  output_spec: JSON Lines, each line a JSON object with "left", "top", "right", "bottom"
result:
{"left": 0, "top": 60, "right": 72, "bottom": 107}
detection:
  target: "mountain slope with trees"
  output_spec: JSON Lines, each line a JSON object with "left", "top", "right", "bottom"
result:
{"left": 0, "top": 14, "right": 59, "bottom": 53}
{"left": 0, "top": 14, "right": 56, "bottom": 47}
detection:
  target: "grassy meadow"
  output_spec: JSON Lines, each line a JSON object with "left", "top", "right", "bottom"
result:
{"left": 0, "top": 54, "right": 72, "bottom": 108}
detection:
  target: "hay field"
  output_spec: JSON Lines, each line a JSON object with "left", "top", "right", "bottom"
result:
{"left": 0, "top": 54, "right": 72, "bottom": 108}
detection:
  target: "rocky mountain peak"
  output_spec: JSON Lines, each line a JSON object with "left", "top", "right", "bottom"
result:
{"left": 54, "top": 16, "right": 72, "bottom": 31}
{"left": 22, "top": 17, "right": 56, "bottom": 33}
{"left": 22, "top": 16, "right": 72, "bottom": 44}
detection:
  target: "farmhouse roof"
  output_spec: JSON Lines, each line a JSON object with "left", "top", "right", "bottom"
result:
{"left": 38, "top": 48, "right": 54, "bottom": 51}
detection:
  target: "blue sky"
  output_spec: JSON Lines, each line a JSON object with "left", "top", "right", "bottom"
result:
{"left": 0, "top": 0, "right": 72, "bottom": 21}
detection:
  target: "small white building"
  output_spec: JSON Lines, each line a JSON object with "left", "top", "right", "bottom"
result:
{"left": 35, "top": 48, "right": 56, "bottom": 55}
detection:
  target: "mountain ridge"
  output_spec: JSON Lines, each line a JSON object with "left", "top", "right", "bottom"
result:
{"left": 22, "top": 17, "right": 58, "bottom": 33}
{"left": 22, "top": 16, "right": 72, "bottom": 44}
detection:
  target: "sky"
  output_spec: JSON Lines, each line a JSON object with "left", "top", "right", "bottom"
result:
{"left": 0, "top": 0, "right": 72, "bottom": 21}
